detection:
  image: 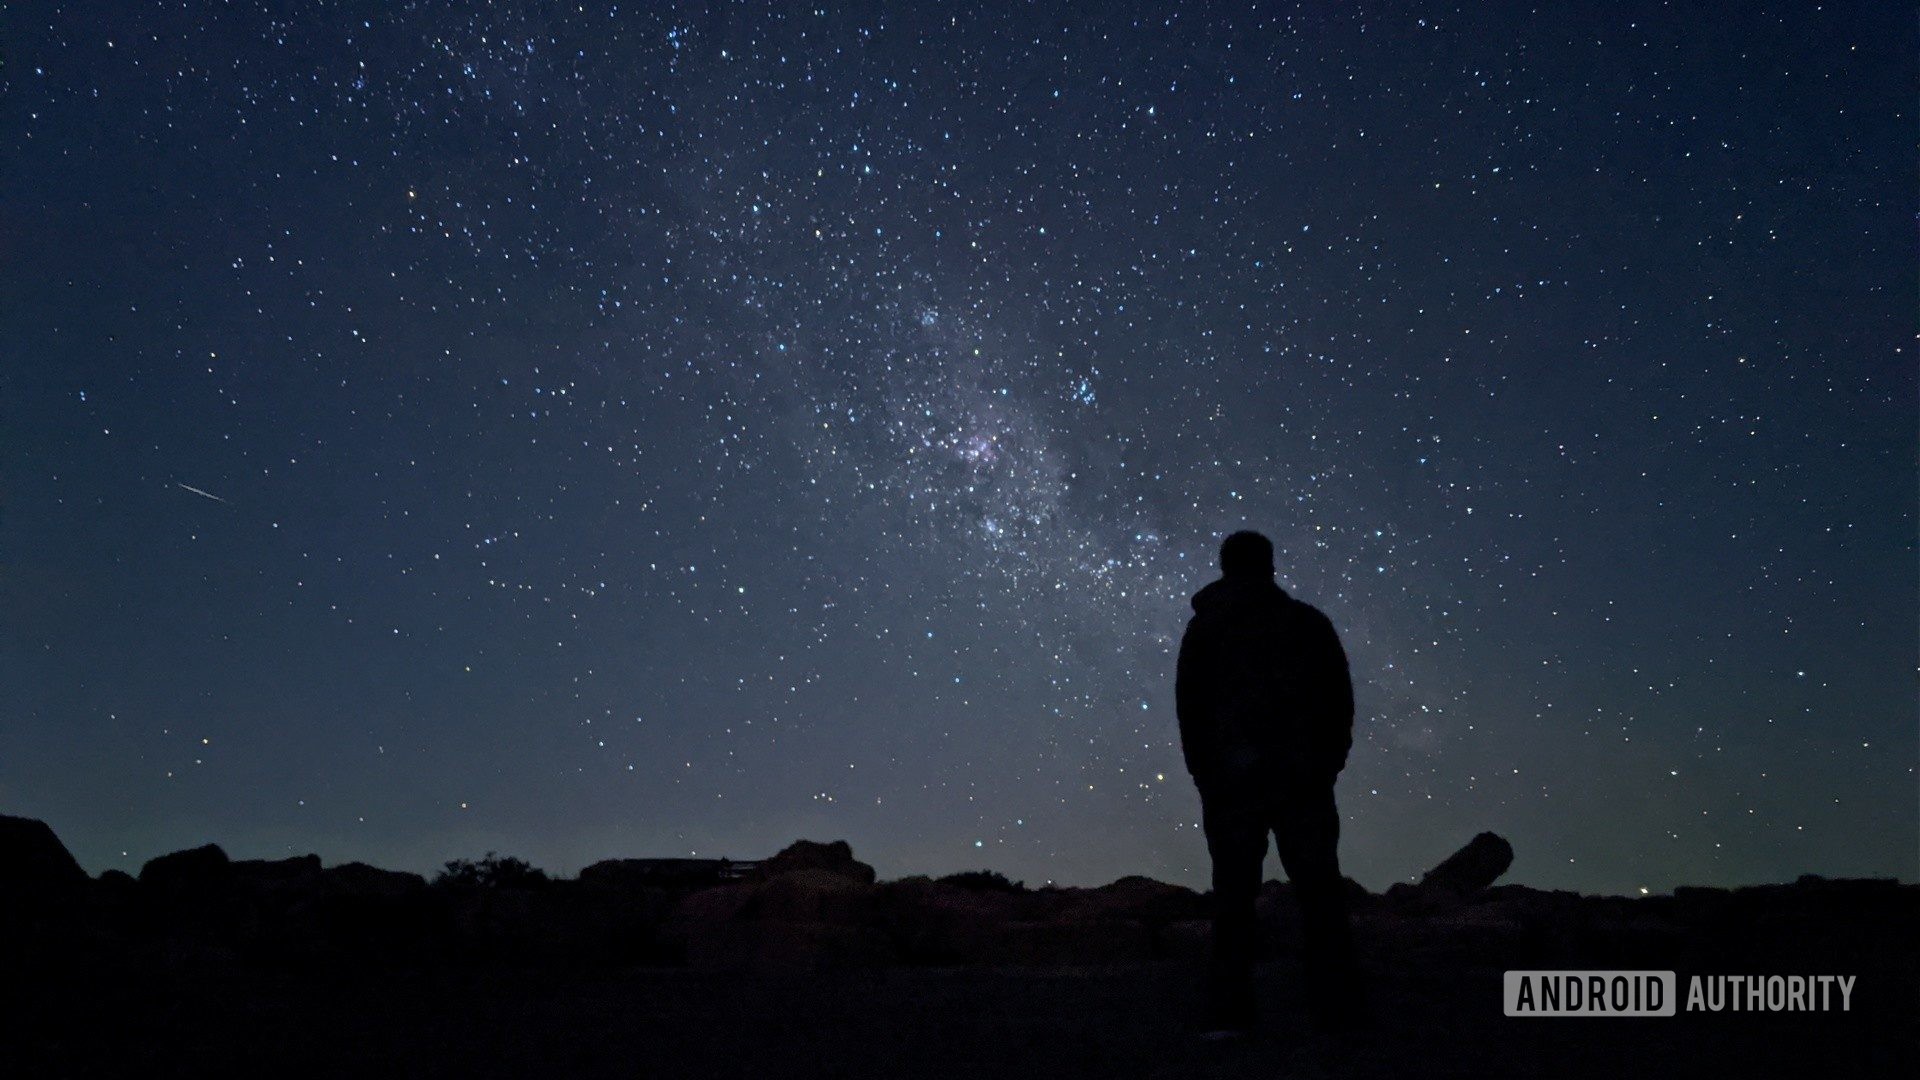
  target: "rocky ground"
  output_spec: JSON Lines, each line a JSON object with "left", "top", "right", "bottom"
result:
{"left": 4, "top": 815, "right": 1913, "bottom": 1078}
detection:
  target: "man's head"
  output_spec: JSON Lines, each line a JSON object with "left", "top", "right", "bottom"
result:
{"left": 1219, "top": 530, "right": 1274, "bottom": 580}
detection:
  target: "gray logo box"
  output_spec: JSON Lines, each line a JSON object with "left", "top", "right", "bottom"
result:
{"left": 1504, "top": 971, "right": 1677, "bottom": 1016}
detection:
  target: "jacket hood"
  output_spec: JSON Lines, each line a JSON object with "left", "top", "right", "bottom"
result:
{"left": 1190, "top": 575, "right": 1289, "bottom": 613}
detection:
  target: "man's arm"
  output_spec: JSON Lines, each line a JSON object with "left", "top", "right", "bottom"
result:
{"left": 1310, "top": 609, "right": 1355, "bottom": 777}
{"left": 1175, "top": 618, "right": 1216, "bottom": 783}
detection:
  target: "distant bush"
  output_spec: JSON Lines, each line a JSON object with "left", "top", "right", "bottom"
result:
{"left": 434, "top": 852, "right": 549, "bottom": 889}
{"left": 936, "top": 869, "right": 1026, "bottom": 894}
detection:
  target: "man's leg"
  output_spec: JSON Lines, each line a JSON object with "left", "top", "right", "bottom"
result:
{"left": 1200, "top": 787, "right": 1267, "bottom": 1031}
{"left": 1271, "top": 782, "right": 1360, "bottom": 1018}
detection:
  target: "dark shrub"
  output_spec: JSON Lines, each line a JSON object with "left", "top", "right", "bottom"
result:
{"left": 936, "top": 870, "right": 1026, "bottom": 894}
{"left": 434, "top": 852, "right": 549, "bottom": 889}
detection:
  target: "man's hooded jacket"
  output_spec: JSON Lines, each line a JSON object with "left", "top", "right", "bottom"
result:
{"left": 1175, "top": 575, "right": 1354, "bottom": 791}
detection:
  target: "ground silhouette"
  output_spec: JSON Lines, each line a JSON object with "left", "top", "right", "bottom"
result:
{"left": 2, "top": 814, "right": 1912, "bottom": 1079}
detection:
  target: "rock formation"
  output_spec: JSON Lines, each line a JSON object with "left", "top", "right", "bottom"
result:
{"left": 0, "top": 814, "right": 89, "bottom": 902}
{"left": 3, "top": 814, "right": 1909, "bottom": 985}
{"left": 1386, "top": 831, "right": 1515, "bottom": 910}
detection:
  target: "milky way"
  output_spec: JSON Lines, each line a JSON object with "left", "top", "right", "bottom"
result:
{"left": 3, "top": 3, "right": 1912, "bottom": 893}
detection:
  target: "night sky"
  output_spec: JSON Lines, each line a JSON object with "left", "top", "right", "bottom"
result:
{"left": 3, "top": 2, "right": 1912, "bottom": 896}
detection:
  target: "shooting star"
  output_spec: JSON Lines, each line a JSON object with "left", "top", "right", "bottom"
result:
{"left": 174, "top": 482, "right": 231, "bottom": 505}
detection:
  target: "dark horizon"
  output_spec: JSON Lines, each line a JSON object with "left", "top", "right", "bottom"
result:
{"left": 53, "top": 818, "right": 1916, "bottom": 903}
{"left": 3, "top": 2, "right": 1914, "bottom": 898}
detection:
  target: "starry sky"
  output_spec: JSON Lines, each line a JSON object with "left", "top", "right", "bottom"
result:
{"left": 2, "top": 2, "right": 1912, "bottom": 895}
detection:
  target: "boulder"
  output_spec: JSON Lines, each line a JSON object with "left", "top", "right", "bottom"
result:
{"left": 97, "top": 868, "right": 137, "bottom": 891}
{"left": 139, "top": 844, "right": 231, "bottom": 890}
{"left": 579, "top": 857, "right": 742, "bottom": 890}
{"left": 659, "top": 883, "right": 754, "bottom": 958}
{"left": 262, "top": 863, "right": 440, "bottom": 962}
{"left": 533, "top": 881, "right": 681, "bottom": 966}
{"left": 877, "top": 876, "right": 1023, "bottom": 963}
{"left": 1418, "top": 832, "right": 1514, "bottom": 897}
{"left": 748, "top": 839, "right": 875, "bottom": 885}
{"left": 663, "top": 862, "right": 898, "bottom": 970}
{"left": 744, "top": 867, "right": 878, "bottom": 924}
{"left": 86, "top": 868, "right": 141, "bottom": 929}
{"left": 880, "top": 876, "right": 1167, "bottom": 966}
{"left": 667, "top": 882, "right": 756, "bottom": 928}
{"left": 933, "top": 870, "right": 1026, "bottom": 894}
{"left": 0, "top": 815, "right": 89, "bottom": 896}
{"left": 1387, "top": 833, "right": 1513, "bottom": 912}
{"left": 1074, "top": 875, "right": 1207, "bottom": 926}
{"left": 319, "top": 862, "right": 427, "bottom": 898}
{"left": 666, "top": 878, "right": 893, "bottom": 969}
{"left": 231, "top": 854, "right": 323, "bottom": 891}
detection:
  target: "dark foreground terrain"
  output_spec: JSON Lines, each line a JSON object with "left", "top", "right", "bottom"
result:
{"left": 17, "top": 951, "right": 1915, "bottom": 1079}
{"left": 4, "top": 816, "right": 1913, "bottom": 1079}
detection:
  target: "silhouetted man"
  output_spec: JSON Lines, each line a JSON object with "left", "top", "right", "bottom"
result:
{"left": 1176, "top": 530, "right": 1358, "bottom": 1035}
